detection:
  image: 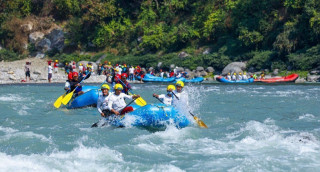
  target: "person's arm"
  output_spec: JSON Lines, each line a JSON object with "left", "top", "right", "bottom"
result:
{"left": 97, "top": 97, "right": 103, "bottom": 114}
{"left": 64, "top": 82, "right": 70, "bottom": 90}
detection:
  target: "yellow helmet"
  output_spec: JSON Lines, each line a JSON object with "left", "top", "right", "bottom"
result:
{"left": 244, "top": 72, "right": 246, "bottom": 75}
{"left": 101, "top": 84, "right": 110, "bottom": 90}
{"left": 114, "top": 84, "right": 123, "bottom": 90}
{"left": 55, "top": 60, "right": 58, "bottom": 62}
{"left": 109, "top": 62, "right": 111, "bottom": 65}
{"left": 234, "top": 73, "right": 236, "bottom": 75}
{"left": 228, "top": 73, "right": 230, "bottom": 75}
{"left": 80, "top": 63, "right": 82, "bottom": 66}
{"left": 239, "top": 72, "right": 242, "bottom": 74}
{"left": 167, "top": 85, "right": 176, "bottom": 91}
{"left": 176, "top": 80, "right": 184, "bottom": 87}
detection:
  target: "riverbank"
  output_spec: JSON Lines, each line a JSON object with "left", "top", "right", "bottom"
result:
{"left": 0, "top": 58, "right": 145, "bottom": 84}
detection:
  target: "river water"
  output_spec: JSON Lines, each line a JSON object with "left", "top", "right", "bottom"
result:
{"left": 0, "top": 83, "right": 319, "bottom": 171}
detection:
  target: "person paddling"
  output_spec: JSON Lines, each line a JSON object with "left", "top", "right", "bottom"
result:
{"left": 153, "top": 85, "right": 175, "bottom": 105}
{"left": 97, "top": 84, "right": 111, "bottom": 117}
{"left": 108, "top": 84, "right": 140, "bottom": 115}
{"left": 116, "top": 73, "right": 131, "bottom": 95}
{"left": 64, "top": 72, "right": 73, "bottom": 92}
{"left": 173, "top": 81, "right": 189, "bottom": 106}
{"left": 69, "top": 72, "right": 84, "bottom": 96}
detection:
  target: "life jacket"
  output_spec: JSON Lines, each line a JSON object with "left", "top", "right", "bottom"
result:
{"left": 70, "top": 80, "right": 82, "bottom": 93}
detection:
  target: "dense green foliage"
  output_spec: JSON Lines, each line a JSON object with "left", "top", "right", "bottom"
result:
{"left": 0, "top": 0, "right": 320, "bottom": 71}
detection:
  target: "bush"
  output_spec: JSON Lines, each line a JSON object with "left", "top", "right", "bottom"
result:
{"left": 288, "top": 45, "right": 320, "bottom": 70}
{"left": 0, "top": 49, "right": 25, "bottom": 61}
{"left": 247, "top": 51, "right": 276, "bottom": 70}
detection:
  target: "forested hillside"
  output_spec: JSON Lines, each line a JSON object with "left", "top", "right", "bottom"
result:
{"left": 0, "top": 0, "right": 320, "bottom": 71}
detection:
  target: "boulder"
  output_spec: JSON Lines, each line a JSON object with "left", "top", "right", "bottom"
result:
{"left": 9, "top": 75, "right": 16, "bottom": 80}
{"left": 177, "top": 67, "right": 184, "bottom": 72}
{"left": 7, "top": 71, "right": 14, "bottom": 74}
{"left": 33, "top": 70, "right": 42, "bottom": 75}
{"left": 221, "top": 62, "right": 246, "bottom": 76}
{"left": 21, "top": 22, "right": 33, "bottom": 33}
{"left": 35, "top": 53, "right": 45, "bottom": 59}
{"left": 310, "top": 70, "right": 320, "bottom": 75}
{"left": 307, "top": 75, "right": 320, "bottom": 82}
{"left": 273, "top": 69, "right": 279, "bottom": 75}
{"left": 295, "top": 78, "right": 306, "bottom": 83}
{"left": 206, "top": 67, "right": 214, "bottom": 73}
{"left": 0, "top": 44, "right": 2, "bottom": 50}
{"left": 202, "top": 48, "right": 211, "bottom": 55}
{"left": 178, "top": 51, "right": 189, "bottom": 58}
{"left": 36, "top": 38, "right": 51, "bottom": 52}
{"left": 137, "top": 36, "right": 143, "bottom": 43}
{"left": 207, "top": 77, "right": 214, "bottom": 81}
{"left": 200, "top": 71, "right": 208, "bottom": 76}
{"left": 29, "top": 32, "right": 45, "bottom": 44}
{"left": 47, "top": 29, "right": 65, "bottom": 51}
{"left": 196, "top": 66, "right": 204, "bottom": 72}
{"left": 170, "top": 64, "right": 175, "bottom": 69}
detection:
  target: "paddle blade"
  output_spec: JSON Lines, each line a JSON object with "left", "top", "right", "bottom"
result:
{"left": 53, "top": 94, "right": 64, "bottom": 108}
{"left": 193, "top": 116, "right": 208, "bottom": 128}
{"left": 61, "top": 90, "right": 74, "bottom": 105}
{"left": 135, "top": 97, "right": 147, "bottom": 106}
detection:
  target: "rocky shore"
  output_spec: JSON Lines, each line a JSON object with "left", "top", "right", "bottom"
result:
{"left": 1, "top": 58, "right": 320, "bottom": 84}
{"left": 0, "top": 58, "right": 141, "bottom": 84}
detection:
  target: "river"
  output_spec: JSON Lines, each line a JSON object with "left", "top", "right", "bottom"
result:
{"left": 0, "top": 83, "right": 319, "bottom": 171}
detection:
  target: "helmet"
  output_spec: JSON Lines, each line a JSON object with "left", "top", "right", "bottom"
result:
{"left": 101, "top": 84, "right": 110, "bottom": 90}
{"left": 55, "top": 60, "right": 58, "bottom": 62}
{"left": 68, "top": 72, "right": 73, "bottom": 80}
{"left": 72, "top": 72, "right": 78, "bottom": 77}
{"left": 228, "top": 73, "right": 230, "bottom": 75}
{"left": 244, "top": 72, "right": 247, "bottom": 75}
{"left": 234, "top": 73, "right": 236, "bottom": 75}
{"left": 114, "top": 84, "right": 123, "bottom": 90}
{"left": 121, "top": 73, "right": 128, "bottom": 78}
{"left": 80, "top": 63, "right": 82, "bottom": 66}
{"left": 109, "top": 62, "right": 111, "bottom": 65}
{"left": 167, "top": 85, "right": 176, "bottom": 91}
{"left": 239, "top": 72, "right": 242, "bottom": 74}
{"left": 176, "top": 80, "right": 184, "bottom": 87}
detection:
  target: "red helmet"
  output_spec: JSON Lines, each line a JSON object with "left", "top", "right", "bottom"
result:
{"left": 72, "top": 72, "right": 78, "bottom": 77}
{"left": 121, "top": 73, "right": 128, "bottom": 78}
{"left": 68, "top": 72, "right": 73, "bottom": 80}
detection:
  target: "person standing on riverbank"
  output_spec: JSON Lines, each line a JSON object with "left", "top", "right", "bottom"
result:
{"left": 24, "top": 62, "right": 31, "bottom": 82}
{"left": 53, "top": 60, "right": 58, "bottom": 73}
{"left": 48, "top": 63, "right": 53, "bottom": 83}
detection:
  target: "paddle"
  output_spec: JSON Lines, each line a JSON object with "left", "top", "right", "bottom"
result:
{"left": 61, "top": 73, "right": 90, "bottom": 105}
{"left": 171, "top": 91, "right": 208, "bottom": 128}
{"left": 91, "top": 99, "right": 136, "bottom": 128}
{"left": 153, "top": 95, "right": 165, "bottom": 104}
{"left": 115, "top": 75, "right": 147, "bottom": 106}
{"left": 53, "top": 92, "right": 66, "bottom": 108}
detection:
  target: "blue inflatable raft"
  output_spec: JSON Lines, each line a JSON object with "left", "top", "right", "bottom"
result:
{"left": 216, "top": 76, "right": 254, "bottom": 83}
{"left": 67, "top": 86, "right": 100, "bottom": 109}
{"left": 185, "top": 77, "right": 204, "bottom": 83}
{"left": 102, "top": 103, "right": 190, "bottom": 128}
{"left": 142, "top": 74, "right": 175, "bottom": 82}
